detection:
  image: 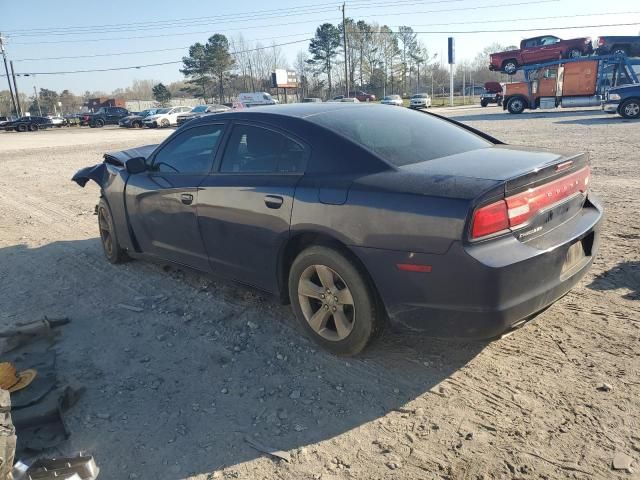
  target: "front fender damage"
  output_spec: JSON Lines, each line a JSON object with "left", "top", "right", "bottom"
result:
{"left": 71, "top": 163, "right": 107, "bottom": 188}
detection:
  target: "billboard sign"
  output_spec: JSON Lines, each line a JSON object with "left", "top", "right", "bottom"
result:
{"left": 271, "top": 69, "right": 298, "bottom": 88}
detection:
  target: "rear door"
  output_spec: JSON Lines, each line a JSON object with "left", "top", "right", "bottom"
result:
{"left": 125, "top": 122, "right": 227, "bottom": 269}
{"left": 197, "top": 122, "right": 309, "bottom": 291}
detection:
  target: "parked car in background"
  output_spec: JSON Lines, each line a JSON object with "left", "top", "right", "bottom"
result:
{"left": 302, "top": 97, "right": 322, "bottom": 103}
{"left": 64, "top": 114, "right": 82, "bottom": 127}
{"left": 0, "top": 116, "right": 18, "bottom": 128}
{"left": 603, "top": 83, "right": 640, "bottom": 118}
{"left": 238, "top": 92, "right": 277, "bottom": 107}
{"left": 73, "top": 104, "right": 602, "bottom": 355}
{"left": 480, "top": 82, "right": 504, "bottom": 107}
{"left": 143, "top": 106, "right": 191, "bottom": 128}
{"left": 409, "top": 93, "right": 432, "bottom": 109}
{"left": 594, "top": 36, "right": 640, "bottom": 57}
{"left": 47, "top": 116, "right": 65, "bottom": 127}
{"left": 119, "top": 109, "right": 157, "bottom": 129}
{"left": 354, "top": 90, "right": 376, "bottom": 102}
{"left": 81, "top": 107, "right": 131, "bottom": 128}
{"left": 176, "top": 104, "right": 231, "bottom": 126}
{"left": 381, "top": 95, "right": 403, "bottom": 106}
{"left": 328, "top": 97, "right": 360, "bottom": 103}
{"left": 4, "top": 116, "right": 54, "bottom": 132}
{"left": 490, "top": 35, "right": 593, "bottom": 74}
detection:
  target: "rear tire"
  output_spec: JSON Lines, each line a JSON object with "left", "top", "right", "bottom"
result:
{"left": 503, "top": 60, "right": 518, "bottom": 75}
{"left": 507, "top": 97, "right": 526, "bottom": 114}
{"left": 97, "top": 198, "right": 129, "bottom": 264}
{"left": 288, "top": 245, "right": 382, "bottom": 356}
{"left": 133, "top": 121, "right": 142, "bottom": 128}
{"left": 567, "top": 48, "right": 582, "bottom": 58}
{"left": 160, "top": 118, "right": 170, "bottom": 128}
{"left": 17, "top": 124, "right": 27, "bottom": 132}
{"left": 619, "top": 99, "right": 640, "bottom": 119}
{"left": 28, "top": 124, "right": 38, "bottom": 132}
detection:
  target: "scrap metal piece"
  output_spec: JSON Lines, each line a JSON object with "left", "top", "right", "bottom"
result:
{"left": 244, "top": 436, "right": 291, "bottom": 462}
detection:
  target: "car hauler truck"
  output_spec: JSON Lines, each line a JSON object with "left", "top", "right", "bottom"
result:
{"left": 502, "top": 55, "right": 640, "bottom": 114}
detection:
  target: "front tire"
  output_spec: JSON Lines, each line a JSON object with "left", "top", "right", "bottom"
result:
{"left": 619, "top": 99, "right": 640, "bottom": 119}
{"left": 97, "top": 198, "right": 128, "bottom": 264}
{"left": 612, "top": 47, "right": 628, "bottom": 56}
{"left": 28, "top": 124, "right": 38, "bottom": 131}
{"left": 95, "top": 119, "right": 105, "bottom": 128}
{"left": 481, "top": 99, "right": 489, "bottom": 107}
{"left": 507, "top": 97, "right": 526, "bottom": 114}
{"left": 289, "top": 246, "right": 382, "bottom": 356}
{"left": 17, "top": 124, "right": 27, "bottom": 132}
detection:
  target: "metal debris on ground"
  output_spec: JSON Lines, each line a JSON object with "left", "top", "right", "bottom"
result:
{"left": 12, "top": 455, "right": 99, "bottom": 480}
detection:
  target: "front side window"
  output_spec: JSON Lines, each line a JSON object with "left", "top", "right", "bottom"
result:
{"left": 152, "top": 124, "right": 225, "bottom": 174}
{"left": 220, "top": 125, "right": 307, "bottom": 174}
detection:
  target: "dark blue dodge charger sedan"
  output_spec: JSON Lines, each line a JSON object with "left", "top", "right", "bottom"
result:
{"left": 73, "top": 104, "right": 602, "bottom": 355}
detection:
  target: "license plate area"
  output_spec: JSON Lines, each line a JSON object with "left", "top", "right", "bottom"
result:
{"left": 561, "top": 233, "right": 593, "bottom": 276}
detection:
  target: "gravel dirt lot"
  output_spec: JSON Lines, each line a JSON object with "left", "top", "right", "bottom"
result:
{"left": 0, "top": 109, "right": 638, "bottom": 480}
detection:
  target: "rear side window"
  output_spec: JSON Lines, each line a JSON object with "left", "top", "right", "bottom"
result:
{"left": 220, "top": 125, "right": 307, "bottom": 174}
{"left": 310, "top": 107, "right": 491, "bottom": 167}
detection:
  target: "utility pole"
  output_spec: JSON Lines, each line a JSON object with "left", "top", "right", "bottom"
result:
{"left": 341, "top": 2, "right": 349, "bottom": 97}
{"left": 10, "top": 60, "right": 21, "bottom": 116}
{"left": 0, "top": 33, "right": 18, "bottom": 116}
{"left": 33, "top": 85, "right": 42, "bottom": 116}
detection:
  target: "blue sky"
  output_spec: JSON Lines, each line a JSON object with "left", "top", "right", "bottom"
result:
{"left": 2, "top": 0, "right": 640, "bottom": 94}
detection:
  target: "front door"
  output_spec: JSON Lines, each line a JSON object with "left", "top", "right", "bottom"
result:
{"left": 125, "top": 122, "right": 226, "bottom": 270}
{"left": 197, "top": 122, "right": 309, "bottom": 291}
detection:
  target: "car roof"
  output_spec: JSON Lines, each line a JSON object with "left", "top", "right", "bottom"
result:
{"left": 189, "top": 103, "right": 382, "bottom": 123}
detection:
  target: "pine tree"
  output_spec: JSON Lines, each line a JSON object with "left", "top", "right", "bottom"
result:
{"left": 152, "top": 83, "right": 172, "bottom": 106}
{"left": 308, "top": 23, "right": 341, "bottom": 98}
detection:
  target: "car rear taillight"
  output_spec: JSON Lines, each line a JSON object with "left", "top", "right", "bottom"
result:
{"left": 598, "top": 37, "right": 605, "bottom": 46}
{"left": 471, "top": 166, "right": 590, "bottom": 240}
{"left": 471, "top": 201, "right": 510, "bottom": 239}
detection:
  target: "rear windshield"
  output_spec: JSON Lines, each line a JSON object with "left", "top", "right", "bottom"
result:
{"left": 309, "top": 106, "right": 492, "bottom": 166}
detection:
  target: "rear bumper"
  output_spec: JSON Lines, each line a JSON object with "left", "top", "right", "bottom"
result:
{"left": 354, "top": 195, "right": 603, "bottom": 339}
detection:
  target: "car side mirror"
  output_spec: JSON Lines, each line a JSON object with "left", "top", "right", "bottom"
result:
{"left": 126, "top": 156, "right": 147, "bottom": 174}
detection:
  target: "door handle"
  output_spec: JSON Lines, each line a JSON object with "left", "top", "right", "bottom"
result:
{"left": 180, "top": 193, "right": 193, "bottom": 205}
{"left": 264, "top": 195, "right": 284, "bottom": 209}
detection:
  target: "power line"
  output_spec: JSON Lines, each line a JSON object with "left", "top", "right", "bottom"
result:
{"left": 13, "top": 10, "right": 638, "bottom": 62}
{"left": 6, "top": 39, "right": 312, "bottom": 76}
{"left": 4, "top": 0, "right": 462, "bottom": 36}
{"left": 9, "top": 0, "right": 559, "bottom": 45}
{"left": 409, "top": 21, "right": 640, "bottom": 34}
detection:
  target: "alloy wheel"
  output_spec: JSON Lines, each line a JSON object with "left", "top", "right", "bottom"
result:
{"left": 624, "top": 102, "right": 640, "bottom": 117}
{"left": 297, "top": 264, "right": 355, "bottom": 341}
{"left": 98, "top": 208, "right": 113, "bottom": 257}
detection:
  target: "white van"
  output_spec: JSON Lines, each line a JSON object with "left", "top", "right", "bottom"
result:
{"left": 237, "top": 92, "right": 277, "bottom": 107}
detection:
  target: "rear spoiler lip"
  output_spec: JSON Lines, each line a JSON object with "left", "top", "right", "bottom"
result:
{"left": 505, "top": 152, "right": 589, "bottom": 194}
